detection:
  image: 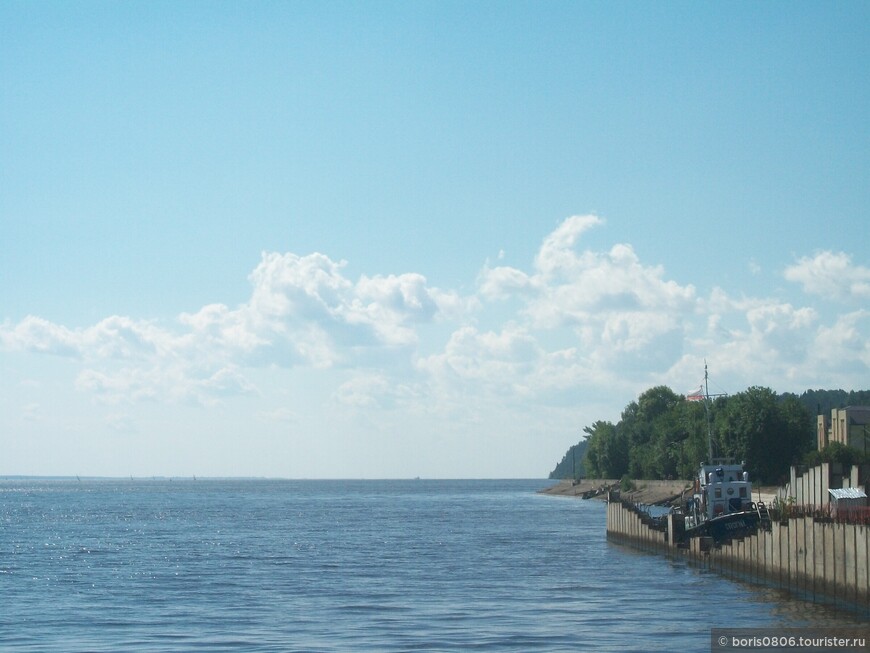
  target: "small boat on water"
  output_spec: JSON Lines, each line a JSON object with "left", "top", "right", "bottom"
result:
{"left": 682, "top": 364, "right": 767, "bottom": 543}
{"left": 683, "top": 459, "right": 761, "bottom": 541}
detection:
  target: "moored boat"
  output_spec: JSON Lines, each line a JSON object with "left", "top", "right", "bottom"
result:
{"left": 682, "top": 364, "right": 766, "bottom": 543}
{"left": 683, "top": 459, "right": 760, "bottom": 541}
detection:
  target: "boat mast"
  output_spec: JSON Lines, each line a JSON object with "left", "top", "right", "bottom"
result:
{"left": 703, "top": 361, "right": 713, "bottom": 463}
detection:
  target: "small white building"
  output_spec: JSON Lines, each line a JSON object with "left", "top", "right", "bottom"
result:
{"left": 828, "top": 487, "right": 868, "bottom": 517}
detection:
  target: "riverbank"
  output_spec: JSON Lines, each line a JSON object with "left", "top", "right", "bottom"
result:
{"left": 540, "top": 478, "right": 689, "bottom": 505}
{"left": 540, "top": 478, "right": 779, "bottom": 506}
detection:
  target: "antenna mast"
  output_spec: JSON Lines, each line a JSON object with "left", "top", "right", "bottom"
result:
{"left": 704, "top": 361, "right": 713, "bottom": 462}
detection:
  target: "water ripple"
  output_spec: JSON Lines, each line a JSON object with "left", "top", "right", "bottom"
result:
{"left": 0, "top": 479, "right": 863, "bottom": 651}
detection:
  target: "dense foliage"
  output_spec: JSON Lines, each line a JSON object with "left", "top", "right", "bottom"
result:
{"left": 547, "top": 439, "right": 588, "bottom": 480}
{"left": 805, "top": 441, "right": 870, "bottom": 467}
{"left": 791, "top": 389, "right": 870, "bottom": 417}
{"left": 553, "top": 385, "right": 821, "bottom": 485}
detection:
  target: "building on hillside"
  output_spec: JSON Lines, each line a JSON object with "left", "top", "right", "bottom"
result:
{"left": 816, "top": 406, "right": 870, "bottom": 452}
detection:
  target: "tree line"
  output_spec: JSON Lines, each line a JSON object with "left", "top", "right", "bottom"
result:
{"left": 548, "top": 439, "right": 588, "bottom": 481}
{"left": 549, "top": 385, "right": 868, "bottom": 485}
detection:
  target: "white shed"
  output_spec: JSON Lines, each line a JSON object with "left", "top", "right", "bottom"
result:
{"left": 828, "top": 487, "right": 868, "bottom": 517}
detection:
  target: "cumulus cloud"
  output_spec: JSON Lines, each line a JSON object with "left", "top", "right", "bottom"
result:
{"left": 2, "top": 216, "right": 868, "bottom": 411}
{"left": 534, "top": 214, "right": 604, "bottom": 277}
{"left": 478, "top": 265, "right": 534, "bottom": 300}
{"left": 811, "top": 310, "right": 870, "bottom": 370}
{"left": 420, "top": 325, "right": 541, "bottom": 386}
{"left": 1, "top": 315, "right": 173, "bottom": 359}
{"left": 784, "top": 251, "right": 870, "bottom": 301}
{"left": 1, "top": 251, "right": 455, "bottom": 404}
{"left": 672, "top": 289, "right": 860, "bottom": 390}
{"left": 483, "top": 218, "right": 695, "bottom": 330}
{"left": 1, "top": 316, "right": 82, "bottom": 357}
{"left": 477, "top": 215, "right": 695, "bottom": 385}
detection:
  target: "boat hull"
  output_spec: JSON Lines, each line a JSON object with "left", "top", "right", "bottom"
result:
{"left": 687, "top": 510, "right": 760, "bottom": 542}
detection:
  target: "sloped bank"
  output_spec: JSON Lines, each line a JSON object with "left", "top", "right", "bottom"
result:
{"left": 539, "top": 478, "right": 688, "bottom": 504}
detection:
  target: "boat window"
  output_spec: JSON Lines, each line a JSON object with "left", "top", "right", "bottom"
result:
{"left": 739, "top": 487, "right": 746, "bottom": 498}
{"left": 715, "top": 488, "right": 722, "bottom": 498}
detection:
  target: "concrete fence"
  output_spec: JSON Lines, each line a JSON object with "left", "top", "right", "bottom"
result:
{"left": 779, "top": 462, "right": 870, "bottom": 506}
{"left": 606, "top": 497, "right": 869, "bottom": 617}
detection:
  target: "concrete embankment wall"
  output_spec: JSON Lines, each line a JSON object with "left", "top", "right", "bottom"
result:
{"left": 606, "top": 499, "right": 870, "bottom": 617}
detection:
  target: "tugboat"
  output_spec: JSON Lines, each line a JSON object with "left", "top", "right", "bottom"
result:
{"left": 683, "top": 459, "right": 760, "bottom": 541}
{"left": 682, "top": 365, "right": 764, "bottom": 542}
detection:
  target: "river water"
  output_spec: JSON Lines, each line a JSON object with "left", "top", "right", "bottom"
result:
{"left": 0, "top": 478, "right": 863, "bottom": 652}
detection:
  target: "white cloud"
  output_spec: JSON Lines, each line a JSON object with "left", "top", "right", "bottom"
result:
{"left": 811, "top": 310, "right": 870, "bottom": 370}
{"left": 784, "top": 251, "right": 870, "bottom": 301}
{"left": 480, "top": 219, "right": 696, "bottom": 355}
{"left": 0, "top": 314, "right": 174, "bottom": 359}
{"left": 1, "top": 250, "right": 456, "bottom": 404}
{"left": 530, "top": 242, "right": 695, "bottom": 325}
{"left": 534, "top": 214, "right": 604, "bottom": 277}
{"left": 1, "top": 315, "right": 81, "bottom": 357}
{"left": 179, "top": 303, "right": 266, "bottom": 354}
{"left": 477, "top": 215, "right": 695, "bottom": 385}
{"left": 2, "top": 216, "right": 868, "bottom": 422}
{"left": 83, "top": 316, "right": 169, "bottom": 359}
{"left": 420, "top": 325, "right": 540, "bottom": 387}
{"left": 348, "top": 273, "right": 438, "bottom": 344}
{"left": 673, "top": 290, "right": 863, "bottom": 390}
{"left": 478, "top": 265, "right": 534, "bottom": 300}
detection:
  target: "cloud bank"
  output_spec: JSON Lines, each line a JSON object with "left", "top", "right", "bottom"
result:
{"left": 2, "top": 216, "right": 868, "bottom": 413}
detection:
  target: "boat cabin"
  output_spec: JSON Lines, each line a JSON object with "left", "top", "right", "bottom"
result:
{"left": 685, "top": 459, "right": 753, "bottom": 529}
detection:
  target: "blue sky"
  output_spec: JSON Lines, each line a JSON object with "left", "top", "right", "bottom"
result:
{"left": 2, "top": 1, "right": 868, "bottom": 478}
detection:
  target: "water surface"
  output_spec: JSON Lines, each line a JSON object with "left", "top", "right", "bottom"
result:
{"left": 0, "top": 479, "right": 862, "bottom": 651}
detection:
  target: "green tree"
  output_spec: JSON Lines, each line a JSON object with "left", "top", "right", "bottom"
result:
{"left": 806, "top": 441, "right": 869, "bottom": 467}
{"left": 715, "top": 387, "right": 812, "bottom": 484}
{"left": 675, "top": 399, "right": 709, "bottom": 477}
{"left": 548, "top": 384, "right": 854, "bottom": 482}
{"left": 582, "top": 420, "right": 627, "bottom": 479}
{"left": 778, "top": 394, "right": 814, "bottom": 464}
{"left": 548, "top": 439, "right": 588, "bottom": 480}
{"left": 621, "top": 386, "right": 683, "bottom": 478}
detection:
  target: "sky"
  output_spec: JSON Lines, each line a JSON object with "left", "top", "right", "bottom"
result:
{"left": 1, "top": 1, "right": 868, "bottom": 479}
